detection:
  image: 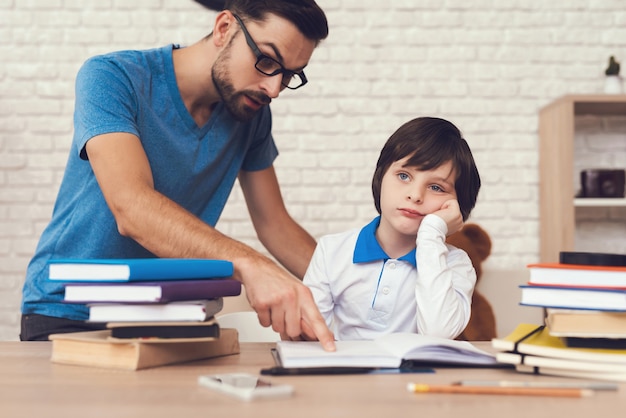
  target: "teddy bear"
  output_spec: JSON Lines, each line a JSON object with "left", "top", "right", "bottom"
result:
{"left": 445, "top": 223, "right": 497, "bottom": 341}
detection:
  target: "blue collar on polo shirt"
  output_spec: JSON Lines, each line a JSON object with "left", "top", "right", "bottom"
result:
{"left": 352, "top": 216, "right": 417, "bottom": 267}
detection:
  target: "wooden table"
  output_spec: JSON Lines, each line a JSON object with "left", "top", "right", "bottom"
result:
{"left": 1, "top": 341, "right": 624, "bottom": 417}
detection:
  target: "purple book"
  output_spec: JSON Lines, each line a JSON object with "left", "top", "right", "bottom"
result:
{"left": 63, "top": 278, "right": 241, "bottom": 304}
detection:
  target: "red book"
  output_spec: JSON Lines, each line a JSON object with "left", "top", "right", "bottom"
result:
{"left": 527, "top": 263, "right": 626, "bottom": 289}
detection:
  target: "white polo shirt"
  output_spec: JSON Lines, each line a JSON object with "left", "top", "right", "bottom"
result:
{"left": 303, "top": 215, "right": 476, "bottom": 340}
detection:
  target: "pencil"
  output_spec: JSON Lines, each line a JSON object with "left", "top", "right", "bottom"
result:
{"left": 407, "top": 383, "right": 593, "bottom": 398}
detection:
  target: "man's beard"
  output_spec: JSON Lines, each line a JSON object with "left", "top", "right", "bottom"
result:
{"left": 211, "top": 46, "right": 271, "bottom": 122}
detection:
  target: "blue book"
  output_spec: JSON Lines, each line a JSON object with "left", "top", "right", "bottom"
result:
{"left": 48, "top": 258, "right": 233, "bottom": 282}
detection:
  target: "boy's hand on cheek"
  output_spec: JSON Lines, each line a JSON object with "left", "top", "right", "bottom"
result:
{"left": 434, "top": 199, "right": 464, "bottom": 235}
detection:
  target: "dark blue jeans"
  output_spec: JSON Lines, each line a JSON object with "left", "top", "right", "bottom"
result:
{"left": 20, "top": 314, "right": 107, "bottom": 341}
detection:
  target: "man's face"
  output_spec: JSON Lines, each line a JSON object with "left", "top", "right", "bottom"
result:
{"left": 212, "top": 13, "right": 316, "bottom": 122}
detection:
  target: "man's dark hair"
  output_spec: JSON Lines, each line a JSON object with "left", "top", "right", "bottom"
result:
{"left": 371, "top": 117, "right": 481, "bottom": 221}
{"left": 195, "top": 0, "right": 227, "bottom": 11}
{"left": 224, "top": 0, "right": 328, "bottom": 44}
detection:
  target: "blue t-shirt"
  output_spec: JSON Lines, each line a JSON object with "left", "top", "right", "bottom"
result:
{"left": 21, "top": 45, "right": 278, "bottom": 320}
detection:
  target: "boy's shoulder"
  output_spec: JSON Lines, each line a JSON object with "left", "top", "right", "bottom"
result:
{"left": 318, "top": 225, "right": 363, "bottom": 249}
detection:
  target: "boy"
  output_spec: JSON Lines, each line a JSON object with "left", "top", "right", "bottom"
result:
{"left": 303, "top": 117, "right": 481, "bottom": 340}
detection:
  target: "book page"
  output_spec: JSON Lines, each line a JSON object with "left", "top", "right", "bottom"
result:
{"left": 276, "top": 340, "right": 401, "bottom": 368}
{"left": 375, "top": 333, "right": 497, "bottom": 365}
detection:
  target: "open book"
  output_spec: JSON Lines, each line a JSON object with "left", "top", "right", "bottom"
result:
{"left": 275, "top": 332, "right": 497, "bottom": 369}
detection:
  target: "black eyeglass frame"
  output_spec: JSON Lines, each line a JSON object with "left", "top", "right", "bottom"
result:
{"left": 232, "top": 14, "right": 308, "bottom": 90}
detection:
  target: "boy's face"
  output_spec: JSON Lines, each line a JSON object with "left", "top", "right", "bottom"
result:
{"left": 378, "top": 157, "right": 457, "bottom": 240}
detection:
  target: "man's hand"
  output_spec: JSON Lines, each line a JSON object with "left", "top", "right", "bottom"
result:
{"left": 237, "top": 256, "right": 335, "bottom": 351}
{"left": 433, "top": 199, "right": 464, "bottom": 236}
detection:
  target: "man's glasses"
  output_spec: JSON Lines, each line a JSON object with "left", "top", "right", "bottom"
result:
{"left": 233, "top": 14, "right": 308, "bottom": 90}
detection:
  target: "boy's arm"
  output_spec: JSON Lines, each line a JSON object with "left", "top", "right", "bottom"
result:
{"left": 414, "top": 214, "right": 476, "bottom": 339}
{"left": 432, "top": 199, "right": 464, "bottom": 236}
{"left": 301, "top": 240, "right": 334, "bottom": 327}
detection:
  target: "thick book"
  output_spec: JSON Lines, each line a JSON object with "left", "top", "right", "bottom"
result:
{"left": 87, "top": 299, "right": 224, "bottom": 322}
{"left": 63, "top": 278, "right": 241, "bottom": 303}
{"left": 515, "top": 364, "right": 626, "bottom": 382}
{"left": 519, "top": 285, "right": 626, "bottom": 311}
{"left": 48, "top": 258, "right": 233, "bottom": 282}
{"left": 491, "top": 323, "right": 626, "bottom": 364}
{"left": 527, "top": 262, "right": 626, "bottom": 288}
{"left": 275, "top": 332, "right": 497, "bottom": 369}
{"left": 107, "top": 320, "right": 221, "bottom": 339}
{"left": 546, "top": 308, "right": 626, "bottom": 338}
{"left": 49, "top": 328, "right": 240, "bottom": 370}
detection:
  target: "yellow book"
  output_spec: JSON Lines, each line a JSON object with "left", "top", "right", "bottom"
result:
{"left": 50, "top": 327, "right": 240, "bottom": 370}
{"left": 492, "top": 323, "right": 626, "bottom": 364}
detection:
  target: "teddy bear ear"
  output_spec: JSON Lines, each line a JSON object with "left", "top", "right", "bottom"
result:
{"left": 460, "top": 224, "right": 492, "bottom": 261}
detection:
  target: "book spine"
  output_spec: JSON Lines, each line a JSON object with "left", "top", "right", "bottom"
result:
{"left": 159, "top": 279, "right": 241, "bottom": 302}
{"left": 130, "top": 259, "right": 234, "bottom": 280}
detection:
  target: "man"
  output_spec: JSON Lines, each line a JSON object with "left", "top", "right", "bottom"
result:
{"left": 20, "top": 0, "right": 335, "bottom": 351}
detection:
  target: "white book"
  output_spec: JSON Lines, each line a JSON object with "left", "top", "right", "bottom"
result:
{"left": 275, "top": 332, "right": 497, "bottom": 369}
{"left": 526, "top": 262, "right": 626, "bottom": 288}
{"left": 515, "top": 364, "right": 626, "bottom": 382}
{"left": 87, "top": 299, "right": 223, "bottom": 322}
{"left": 496, "top": 351, "right": 626, "bottom": 373}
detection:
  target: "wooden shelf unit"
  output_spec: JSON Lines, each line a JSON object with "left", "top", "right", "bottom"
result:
{"left": 538, "top": 94, "right": 626, "bottom": 263}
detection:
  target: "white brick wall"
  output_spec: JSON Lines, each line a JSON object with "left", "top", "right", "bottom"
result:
{"left": 1, "top": 1, "right": 625, "bottom": 340}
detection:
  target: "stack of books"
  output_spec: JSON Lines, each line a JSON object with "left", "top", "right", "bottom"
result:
{"left": 492, "top": 251, "right": 626, "bottom": 381}
{"left": 47, "top": 258, "right": 243, "bottom": 370}
{"left": 492, "top": 323, "right": 626, "bottom": 381}
{"left": 520, "top": 252, "right": 626, "bottom": 346}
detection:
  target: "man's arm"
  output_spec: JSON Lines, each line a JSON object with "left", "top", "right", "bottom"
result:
{"left": 86, "top": 132, "right": 234, "bottom": 258}
{"left": 85, "top": 132, "right": 335, "bottom": 349}
{"left": 238, "top": 167, "right": 334, "bottom": 343}
{"left": 238, "top": 166, "right": 316, "bottom": 280}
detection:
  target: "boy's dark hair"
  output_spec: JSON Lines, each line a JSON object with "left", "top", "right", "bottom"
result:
{"left": 371, "top": 117, "right": 481, "bottom": 221}
{"left": 224, "top": 0, "right": 328, "bottom": 44}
